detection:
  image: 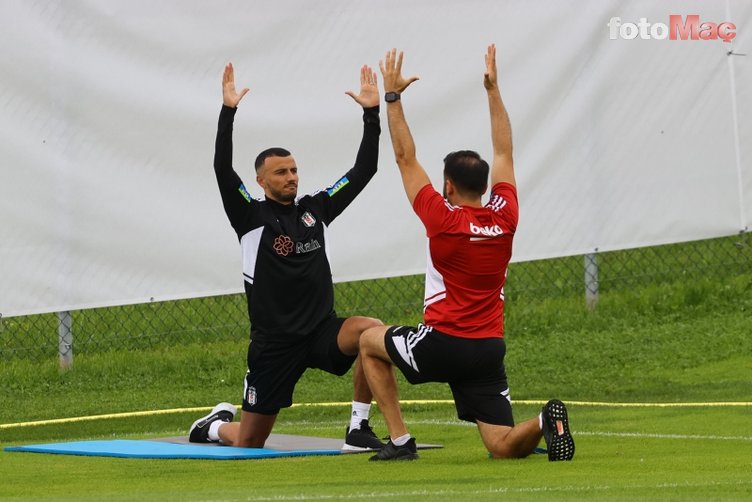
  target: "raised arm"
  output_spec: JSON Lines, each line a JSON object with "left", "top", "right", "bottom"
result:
{"left": 379, "top": 49, "right": 429, "bottom": 205}
{"left": 214, "top": 63, "right": 254, "bottom": 232}
{"left": 484, "top": 44, "right": 515, "bottom": 187}
{"left": 314, "top": 65, "right": 382, "bottom": 224}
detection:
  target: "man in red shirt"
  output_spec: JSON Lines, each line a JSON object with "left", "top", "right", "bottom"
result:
{"left": 360, "top": 45, "right": 575, "bottom": 462}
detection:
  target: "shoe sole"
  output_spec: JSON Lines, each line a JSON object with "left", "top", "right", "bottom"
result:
{"left": 369, "top": 452, "right": 418, "bottom": 461}
{"left": 545, "top": 400, "right": 575, "bottom": 461}
{"left": 341, "top": 443, "right": 381, "bottom": 452}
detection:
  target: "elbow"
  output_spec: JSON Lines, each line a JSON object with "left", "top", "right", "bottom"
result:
{"left": 393, "top": 148, "right": 416, "bottom": 166}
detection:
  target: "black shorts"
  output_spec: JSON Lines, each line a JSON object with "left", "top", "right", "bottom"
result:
{"left": 242, "top": 316, "right": 354, "bottom": 414}
{"left": 384, "top": 324, "right": 514, "bottom": 426}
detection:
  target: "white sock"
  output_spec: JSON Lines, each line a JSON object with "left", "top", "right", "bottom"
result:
{"left": 349, "top": 401, "right": 371, "bottom": 432}
{"left": 538, "top": 413, "right": 544, "bottom": 431}
{"left": 392, "top": 433, "right": 411, "bottom": 446}
{"left": 208, "top": 420, "right": 224, "bottom": 441}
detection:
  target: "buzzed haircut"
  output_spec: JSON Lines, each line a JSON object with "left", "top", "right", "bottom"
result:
{"left": 443, "top": 150, "right": 489, "bottom": 196}
{"left": 255, "top": 147, "right": 292, "bottom": 171}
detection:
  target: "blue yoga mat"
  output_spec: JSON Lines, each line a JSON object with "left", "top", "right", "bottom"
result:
{"left": 5, "top": 440, "right": 341, "bottom": 460}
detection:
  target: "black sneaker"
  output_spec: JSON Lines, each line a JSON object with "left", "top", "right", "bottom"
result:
{"left": 369, "top": 438, "right": 418, "bottom": 461}
{"left": 188, "top": 402, "right": 236, "bottom": 443}
{"left": 343, "top": 419, "right": 387, "bottom": 451}
{"left": 541, "top": 399, "right": 575, "bottom": 461}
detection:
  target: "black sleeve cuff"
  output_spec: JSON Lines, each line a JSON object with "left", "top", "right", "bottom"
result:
{"left": 221, "top": 104, "right": 238, "bottom": 115}
{"left": 362, "top": 105, "right": 380, "bottom": 125}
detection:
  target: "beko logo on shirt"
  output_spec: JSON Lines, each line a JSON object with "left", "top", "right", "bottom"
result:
{"left": 469, "top": 223, "right": 503, "bottom": 237}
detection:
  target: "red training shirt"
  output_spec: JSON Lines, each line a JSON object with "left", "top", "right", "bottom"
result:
{"left": 412, "top": 182, "right": 519, "bottom": 339}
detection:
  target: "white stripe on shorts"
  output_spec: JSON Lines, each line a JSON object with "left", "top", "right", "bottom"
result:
{"left": 392, "top": 324, "right": 431, "bottom": 373}
{"left": 501, "top": 387, "right": 512, "bottom": 405}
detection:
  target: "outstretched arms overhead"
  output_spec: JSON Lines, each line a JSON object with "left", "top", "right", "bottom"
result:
{"left": 379, "top": 49, "right": 428, "bottom": 205}
{"left": 484, "top": 44, "right": 515, "bottom": 187}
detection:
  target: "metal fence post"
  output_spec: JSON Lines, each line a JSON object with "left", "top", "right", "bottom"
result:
{"left": 584, "top": 251, "right": 599, "bottom": 310}
{"left": 57, "top": 310, "right": 73, "bottom": 369}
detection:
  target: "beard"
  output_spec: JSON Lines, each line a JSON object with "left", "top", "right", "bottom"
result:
{"left": 270, "top": 185, "right": 297, "bottom": 203}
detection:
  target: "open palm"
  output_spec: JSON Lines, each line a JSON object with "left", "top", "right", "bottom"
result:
{"left": 223, "top": 63, "right": 250, "bottom": 108}
{"left": 346, "top": 65, "right": 379, "bottom": 108}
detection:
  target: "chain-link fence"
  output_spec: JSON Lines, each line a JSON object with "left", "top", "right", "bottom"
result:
{"left": 1, "top": 232, "right": 749, "bottom": 363}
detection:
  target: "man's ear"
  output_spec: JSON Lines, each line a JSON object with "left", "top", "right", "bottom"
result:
{"left": 256, "top": 174, "right": 265, "bottom": 189}
{"left": 444, "top": 178, "right": 455, "bottom": 196}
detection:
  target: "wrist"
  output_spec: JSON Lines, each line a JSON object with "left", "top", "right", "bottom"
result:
{"left": 384, "top": 92, "right": 400, "bottom": 103}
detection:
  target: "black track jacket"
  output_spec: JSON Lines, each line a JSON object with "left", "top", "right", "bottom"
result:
{"left": 213, "top": 105, "right": 380, "bottom": 345}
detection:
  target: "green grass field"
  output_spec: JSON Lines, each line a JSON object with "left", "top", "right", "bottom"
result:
{"left": 2, "top": 404, "right": 751, "bottom": 500}
{"left": 1, "top": 237, "right": 750, "bottom": 500}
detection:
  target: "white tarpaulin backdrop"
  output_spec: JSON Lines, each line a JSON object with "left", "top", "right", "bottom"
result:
{"left": 1, "top": 0, "right": 750, "bottom": 317}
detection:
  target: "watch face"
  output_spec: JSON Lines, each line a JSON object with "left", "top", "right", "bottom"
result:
{"left": 385, "top": 92, "right": 400, "bottom": 102}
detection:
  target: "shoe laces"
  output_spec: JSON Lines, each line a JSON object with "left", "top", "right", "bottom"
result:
{"left": 358, "top": 419, "right": 375, "bottom": 435}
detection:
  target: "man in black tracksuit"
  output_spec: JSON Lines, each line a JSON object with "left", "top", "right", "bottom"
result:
{"left": 188, "top": 63, "right": 385, "bottom": 451}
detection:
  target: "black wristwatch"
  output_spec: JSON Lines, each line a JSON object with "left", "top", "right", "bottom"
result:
{"left": 384, "top": 92, "right": 400, "bottom": 103}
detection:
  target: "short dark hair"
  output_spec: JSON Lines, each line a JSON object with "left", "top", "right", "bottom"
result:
{"left": 255, "top": 147, "right": 292, "bottom": 171}
{"left": 443, "top": 150, "right": 489, "bottom": 196}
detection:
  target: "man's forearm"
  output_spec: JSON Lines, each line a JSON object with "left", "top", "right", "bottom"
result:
{"left": 351, "top": 106, "right": 381, "bottom": 178}
{"left": 214, "top": 105, "right": 237, "bottom": 176}
{"left": 386, "top": 102, "right": 417, "bottom": 165}
{"left": 488, "top": 87, "right": 512, "bottom": 158}
{"left": 386, "top": 100, "right": 431, "bottom": 204}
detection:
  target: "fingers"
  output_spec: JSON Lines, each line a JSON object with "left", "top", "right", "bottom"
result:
{"left": 380, "top": 48, "right": 400, "bottom": 78}
{"left": 483, "top": 44, "right": 498, "bottom": 90}
{"left": 346, "top": 64, "right": 379, "bottom": 106}
{"left": 380, "top": 48, "right": 420, "bottom": 93}
{"left": 224, "top": 62, "right": 237, "bottom": 89}
{"left": 384, "top": 48, "right": 397, "bottom": 72}
{"left": 223, "top": 63, "right": 232, "bottom": 85}
{"left": 487, "top": 43, "right": 497, "bottom": 72}
{"left": 360, "top": 65, "right": 377, "bottom": 86}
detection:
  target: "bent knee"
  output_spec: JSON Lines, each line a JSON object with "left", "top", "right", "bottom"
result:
{"left": 487, "top": 444, "right": 533, "bottom": 459}
{"left": 353, "top": 316, "right": 384, "bottom": 332}
{"left": 489, "top": 448, "right": 516, "bottom": 459}
{"left": 359, "top": 326, "right": 390, "bottom": 357}
{"left": 234, "top": 436, "right": 268, "bottom": 448}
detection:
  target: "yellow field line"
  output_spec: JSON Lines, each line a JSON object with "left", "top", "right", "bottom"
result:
{"left": 1, "top": 399, "right": 749, "bottom": 430}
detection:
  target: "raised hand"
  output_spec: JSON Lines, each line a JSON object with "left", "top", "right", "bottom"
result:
{"left": 223, "top": 62, "right": 250, "bottom": 108}
{"left": 346, "top": 65, "right": 379, "bottom": 108}
{"left": 379, "top": 49, "right": 419, "bottom": 94}
{"left": 483, "top": 44, "right": 498, "bottom": 91}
